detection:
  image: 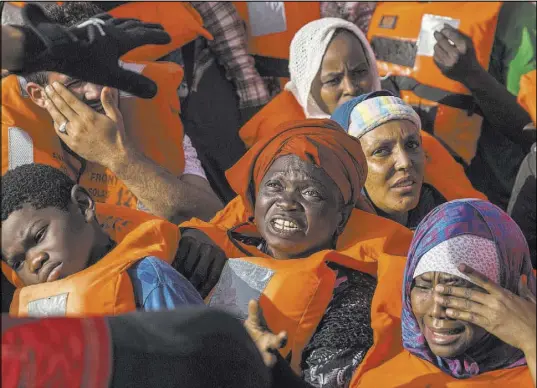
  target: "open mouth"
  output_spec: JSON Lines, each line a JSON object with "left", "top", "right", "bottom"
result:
{"left": 425, "top": 326, "right": 465, "bottom": 345}
{"left": 269, "top": 217, "right": 303, "bottom": 236}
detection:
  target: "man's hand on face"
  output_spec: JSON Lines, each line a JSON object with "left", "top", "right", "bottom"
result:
{"left": 43, "top": 81, "right": 131, "bottom": 169}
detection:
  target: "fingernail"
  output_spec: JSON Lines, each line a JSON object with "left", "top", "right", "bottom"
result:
{"left": 458, "top": 263, "right": 466, "bottom": 271}
{"left": 45, "top": 85, "right": 53, "bottom": 94}
{"left": 52, "top": 82, "right": 60, "bottom": 89}
{"left": 446, "top": 308, "right": 454, "bottom": 315}
{"left": 435, "top": 285, "right": 444, "bottom": 292}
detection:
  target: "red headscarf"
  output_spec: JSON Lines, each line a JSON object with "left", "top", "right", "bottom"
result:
{"left": 226, "top": 119, "right": 372, "bottom": 214}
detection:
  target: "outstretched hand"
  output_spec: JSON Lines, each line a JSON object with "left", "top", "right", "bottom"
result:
{"left": 13, "top": 4, "right": 171, "bottom": 98}
{"left": 244, "top": 300, "right": 287, "bottom": 368}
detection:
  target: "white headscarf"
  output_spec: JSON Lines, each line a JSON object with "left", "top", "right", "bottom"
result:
{"left": 285, "top": 17, "right": 381, "bottom": 119}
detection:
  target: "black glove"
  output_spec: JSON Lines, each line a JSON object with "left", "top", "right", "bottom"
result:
{"left": 12, "top": 3, "right": 171, "bottom": 98}
{"left": 173, "top": 229, "right": 227, "bottom": 299}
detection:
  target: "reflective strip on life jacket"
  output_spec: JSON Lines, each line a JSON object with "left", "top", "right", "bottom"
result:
{"left": 233, "top": 2, "right": 320, "bottom": 78}
{"left": 234, "top": 1, "right": 320, "bottom": 60}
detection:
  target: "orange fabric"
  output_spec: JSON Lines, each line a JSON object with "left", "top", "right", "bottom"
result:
{"left": 420, "top": 130, "right": 487, "bottom": 201}
{"left": 233, "top": 2, "right": 320, "bottom": 60}
{"left": 239, "top": 90, "right": 305, "bottom": 149}
{"left": 518, "top": 70, "right": 536, "bottom": 126}
{"left": 181, "top": 202, "right": 413, "bottom": 374}
{"left": 368, "top": 2, "right": 503, "bottom": 165}
{"left": 352, "top": 349, "right": 532, "bottom": 387}
{"left": 1, "top": 60, "right": 185, "bottom": 210}
{"left": 108, "top": 2, "right": 212, "bottom": 62}
{"left": 10, "top": 217, "right": 179, "bottom": 317}
{"left": 229, "top": 119, "right": 369, "bottom": 213}
{"left": 238, "top": 91, "right": 486, "bottom": 202}
{"left": 2, "top": 202, "right": 165, "bottom": 288}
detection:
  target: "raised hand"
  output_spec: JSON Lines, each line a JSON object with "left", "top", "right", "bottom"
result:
{"left": 433, "top": 24, "right": 482, "bottom": 84}
{"left": 14, "top": 4, "right": 171, "bottom": 98}
{"left": 244, "top": 300, "right": 288, "bottom": 367}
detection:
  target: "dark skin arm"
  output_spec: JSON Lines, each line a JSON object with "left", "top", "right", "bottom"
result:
{"left": 433, "top": 25, "right": 534, "bottom": 146}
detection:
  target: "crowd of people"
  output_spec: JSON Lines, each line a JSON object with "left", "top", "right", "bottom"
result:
{"left": 1, "top": 2, "right": 536, "bottom": 387}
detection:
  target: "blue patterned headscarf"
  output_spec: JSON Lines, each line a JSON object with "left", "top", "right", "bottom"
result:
{"left": 402, "top": 199, "right": 536, "bottom": 378}
{"left": 330, "top": 90, "right": 421, "bottom": 138}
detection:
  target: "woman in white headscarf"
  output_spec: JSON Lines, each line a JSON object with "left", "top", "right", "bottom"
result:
{"left": 239, "top": 18, "right": 381, "bottom": 147}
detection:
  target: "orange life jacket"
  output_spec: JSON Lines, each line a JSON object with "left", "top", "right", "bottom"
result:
{"left": 352, "top": 349, "right": 532, "bottom": 387}
{"left": 181, "top": 207, "right": 413, "bottom": 372}
{"left": 108, "top": 2, "right": 213, "bottom": 62}
{"left": 9, "top": 212, "right": 179, "bottom": 318}
{"left": 233, "top": 2, "right": 320, "bottom": 61}
{"left": 238, "top": 91, "right": 486, "bottom": 201}
{"left": 367, "top": 2, "right": 503, "bottom": 165}
{"left": 233, "top": 2, "right": 320, "bottom": 86}
{"left": 1, "top": 60, "right": 185, "bottom": 210}
{"left": 518, "top": 70, "right": 536, "bottom": 127}
{"left": 1, "top": 202, "right": 166, "bottom": 289}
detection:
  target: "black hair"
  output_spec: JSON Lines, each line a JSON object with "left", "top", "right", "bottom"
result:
{"left": 2, "top": 164, "right": 75, "bottom": 222}
{"left": 41, "top": 1, "right": 105, "bottom": 27}
{"left": 20, "top": 2, "right": 105, "bottom": 85}
{"left": 22, "top": 71, "right": 49, "bottom": 86}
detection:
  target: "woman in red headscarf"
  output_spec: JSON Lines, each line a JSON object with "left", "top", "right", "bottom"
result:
{"left": 179, "top": 119, "right": 414, "bottom": 386}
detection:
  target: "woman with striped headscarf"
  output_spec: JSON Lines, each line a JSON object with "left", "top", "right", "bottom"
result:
{"left": 332, "top": 91, "right": 486, "bottom": 230}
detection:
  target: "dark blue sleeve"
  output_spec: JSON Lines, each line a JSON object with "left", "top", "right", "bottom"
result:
{"left": 128, "top": 257, "right": 204, "bottom": 311}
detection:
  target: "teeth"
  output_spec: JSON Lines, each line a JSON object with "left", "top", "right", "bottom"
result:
{"left": 273, "top": 218, "right": 298, "bottom": 231}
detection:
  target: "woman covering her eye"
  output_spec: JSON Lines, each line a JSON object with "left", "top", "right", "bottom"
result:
{"left": 354, "top": 199, "right": 536, "bottom": 387}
